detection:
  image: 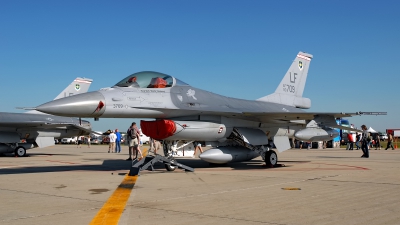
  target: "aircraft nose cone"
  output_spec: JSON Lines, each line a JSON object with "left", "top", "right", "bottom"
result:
{"left": 36, "top": 92, "right": 106, "bottom": 117}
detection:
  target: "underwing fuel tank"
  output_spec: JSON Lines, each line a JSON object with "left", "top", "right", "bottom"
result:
{"left": 141, "top": 120, "right": 232, "bottom": 141}
{"left": 294, "top": 127, "right": 339, "bottom": 141}
{"left": 199, "top": 146, "right": 260, "bottom": 164}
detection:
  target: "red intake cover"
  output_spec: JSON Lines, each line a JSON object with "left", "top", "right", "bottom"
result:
{"left": 140, "top": 120, "right": 176, "bottom": 140}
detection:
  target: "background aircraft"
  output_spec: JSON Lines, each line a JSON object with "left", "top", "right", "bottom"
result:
{"left": 35, "top": 52, "right": 385, "bottom": 169}
{"left": 0, "top": 77, "right": 93, "bottom": 157}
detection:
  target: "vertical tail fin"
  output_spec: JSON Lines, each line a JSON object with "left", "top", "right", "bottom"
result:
{"left": 257, "top": 52, "right": 313, "bottom": 109}
{"left": 54, "top": 77, "right": 93, "bottom": 100}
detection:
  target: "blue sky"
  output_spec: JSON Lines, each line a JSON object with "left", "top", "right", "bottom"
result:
{"left": 1, "top": 0, "right": 399, "bottom": 132}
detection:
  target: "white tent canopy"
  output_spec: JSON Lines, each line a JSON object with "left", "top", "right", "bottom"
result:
{"left": 367, "top": 127, "right": 378, "bottom": 133}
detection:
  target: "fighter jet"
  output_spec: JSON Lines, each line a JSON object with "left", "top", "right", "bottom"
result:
{"left": 35, "top": 52, "right": 385, "bottom": 169}
{"left": 0, "top": 77, "right": 93, "bottom": 157}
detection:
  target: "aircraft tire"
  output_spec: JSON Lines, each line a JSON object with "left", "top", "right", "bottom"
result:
{"left": 265, "top": 150, "right": 278, "bottom": 167}
{"left": 15, "top": 146, "right": 26, "bottom": 157}
{"left": 165, "top": 162, "right": 177, "bottom": 171}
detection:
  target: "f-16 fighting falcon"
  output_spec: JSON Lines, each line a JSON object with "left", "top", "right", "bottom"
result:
{"left": 0, "top": 77, "right": 93, "bottom": 157}
{"left": 35, "top": 52, "right": 385, "bottom": 170}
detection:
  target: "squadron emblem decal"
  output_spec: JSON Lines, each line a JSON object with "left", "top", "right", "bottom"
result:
{"left": 75, "top": 84, "right": 80, "bottom": 91}
{"left": 186, "top": 89, "right": 197, "bottom": 100}
{"left": 298, "top": 61, "right": 303, "bottom": 70}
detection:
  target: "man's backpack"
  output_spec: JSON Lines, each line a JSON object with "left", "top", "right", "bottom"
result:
{"left": 127, "top": 128, "right": 136, "bottom": 139}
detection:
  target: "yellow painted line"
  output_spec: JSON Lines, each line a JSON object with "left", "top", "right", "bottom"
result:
{"left": 89, "top": 175, "right": 138, "bottom": 225}
{"left": 89, "top": 148, "right": 148, "bottom": 224}
{"left": 281, "top": 187, "right": 301, "bottom": 190}
{"left": 141, "top": 147, "right": 148, "bottom": 157}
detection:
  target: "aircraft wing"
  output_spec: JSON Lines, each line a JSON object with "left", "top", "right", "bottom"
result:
{"left": 132, "top": 106, "right": 386, "bottom": 122}
{"left": 241, "top": 111, "right": 387, "bottom": 121}
{"left": 0, "top": 121, "right": 60, "bottom": 128}
{"left": 0, "top": 121, "right": 76, "bottom": 128}
{"left": 70, "top": 124, "right": 103, "bottom": 135}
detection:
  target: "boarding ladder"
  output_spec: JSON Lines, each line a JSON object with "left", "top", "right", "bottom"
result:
{"left": 129, "top": 150, "right": 194, "bottom": 176}
{"left": 228, "top": 128, "right": 268, "bottom": 161}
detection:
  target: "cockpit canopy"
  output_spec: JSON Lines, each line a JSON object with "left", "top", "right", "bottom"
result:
{"left": 114, "top": 71, "right": 189, "bottom": 88}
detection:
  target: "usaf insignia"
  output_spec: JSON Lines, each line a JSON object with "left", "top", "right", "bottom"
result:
{"left": 298, "top": 61, "right": 303, "bottom": 70}
{"left": 75, "top": 84, "right": 80, "bottom": 91}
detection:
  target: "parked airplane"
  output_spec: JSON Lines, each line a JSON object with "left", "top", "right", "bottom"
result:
{"left": 35, "top": 52, "right": 385, "bottom": 169}
{"left": 0, "top": 77, "right": 93, "bottom": 157}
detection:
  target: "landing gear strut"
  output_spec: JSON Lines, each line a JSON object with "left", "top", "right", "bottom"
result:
{"left": 163, "top": 141, "right": 177, "bottom": 171}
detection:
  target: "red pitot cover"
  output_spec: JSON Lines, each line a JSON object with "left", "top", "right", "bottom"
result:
{"left": 140, "top": 119, "right": 176, "bottom": 140}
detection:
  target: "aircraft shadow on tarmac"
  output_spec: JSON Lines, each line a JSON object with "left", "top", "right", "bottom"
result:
{"left": 314, "top": 156, "right": 359, "bottom": 159}
{"left": 0, "top": 158, "right": 311, "bottom": 175}
{"left": 0, "top": 153, "right": 81, "bottom": 157}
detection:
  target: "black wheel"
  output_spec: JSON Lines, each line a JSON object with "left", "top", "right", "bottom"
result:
{"left": 265, "top": 150, "right": 278, "bottom": 167}
{"left": 15, "top": 146, "right": 26, "bottom": 157}
{"left": 165, "top": 160, "right": 177, "bottom": 171}
{"left": 163, "top": 142, "right": 177, "bottom": 171}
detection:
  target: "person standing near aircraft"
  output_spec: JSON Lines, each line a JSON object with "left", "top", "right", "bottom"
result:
{"left": 355, "top": 132, "right": 361, "bottom": 150}
{"left": 374, "top": 133, "right": 381, "bottom": 150}
{"left": 193, "top": 141, "right": 203, "bottom": 157}
{"left": 77, "top": 136, "right": 83, "bottom": 148}
{"left": 115, "top": 129, "right": 122, "bottom": 153}
{"left": 126, "top": 122, "right": 142, "bottom": 160}
{"left": 149, "top": 137, "right": 161, "bottom": 155}
{"left": 347, "top": 133, "right": 354, "bottom": 150}
{"left": 108, "top": 130, "right": 117, "bottom": 153}
{"left": 87, "top": 135, "right": 91, "bottom": 148}
{"left": 361, "top": 125, "right": 369, "bottom": 158}
{"left": 386, "top": 133, "right": 395, "bottom": 150}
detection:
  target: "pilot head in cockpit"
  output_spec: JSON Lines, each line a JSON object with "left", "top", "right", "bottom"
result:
{"left": 126, "top": 76, "right": 139, "bottom": 88}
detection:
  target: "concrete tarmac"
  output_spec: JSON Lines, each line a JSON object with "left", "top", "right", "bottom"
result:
{"left": 0, "top": 144, "right": 399, "bottom": 225}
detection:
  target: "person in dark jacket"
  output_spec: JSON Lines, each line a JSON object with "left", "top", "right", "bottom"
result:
{"left": 361, "top": 125, "right": 369, "bottom": 158}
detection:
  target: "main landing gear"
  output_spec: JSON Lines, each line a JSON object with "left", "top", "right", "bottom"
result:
{"left": 15, "top": 146, "right": 27, "bottom": 157}
{"left": 264, "top": 150, "right": 278, "bottom": 167}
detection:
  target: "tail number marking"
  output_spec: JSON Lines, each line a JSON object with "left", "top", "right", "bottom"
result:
{"left": 113, "top": 104, "right": 124, "bottom": 108}
{"left": 283, "top": 84, "right": 295, "bottom": 93}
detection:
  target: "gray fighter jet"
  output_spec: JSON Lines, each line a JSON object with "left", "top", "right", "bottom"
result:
{"left": 35, "top": 52, "right": 385, "bottom": 169}
{"left": 1, "top": 77, "right": 93, "bottom": 157}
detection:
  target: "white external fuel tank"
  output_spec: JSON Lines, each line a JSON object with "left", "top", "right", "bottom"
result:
{"left": 294, "top": 127, "right": 339, "bottom": 141}
{"left": 142, "top": 119, "right": 231, "bottom": 141}
{"left": 162, "top": 121, "right": 232, "bottom": 141}
{"left": 199, "top": 146, "right": 260, "bottom": 164}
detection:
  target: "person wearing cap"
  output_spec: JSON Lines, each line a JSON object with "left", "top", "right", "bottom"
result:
{"left": 115, "top": 129, "right": 122, "bottom": 153}
{"left": 108, "top": 130, "right": 117, "bottom": 153}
